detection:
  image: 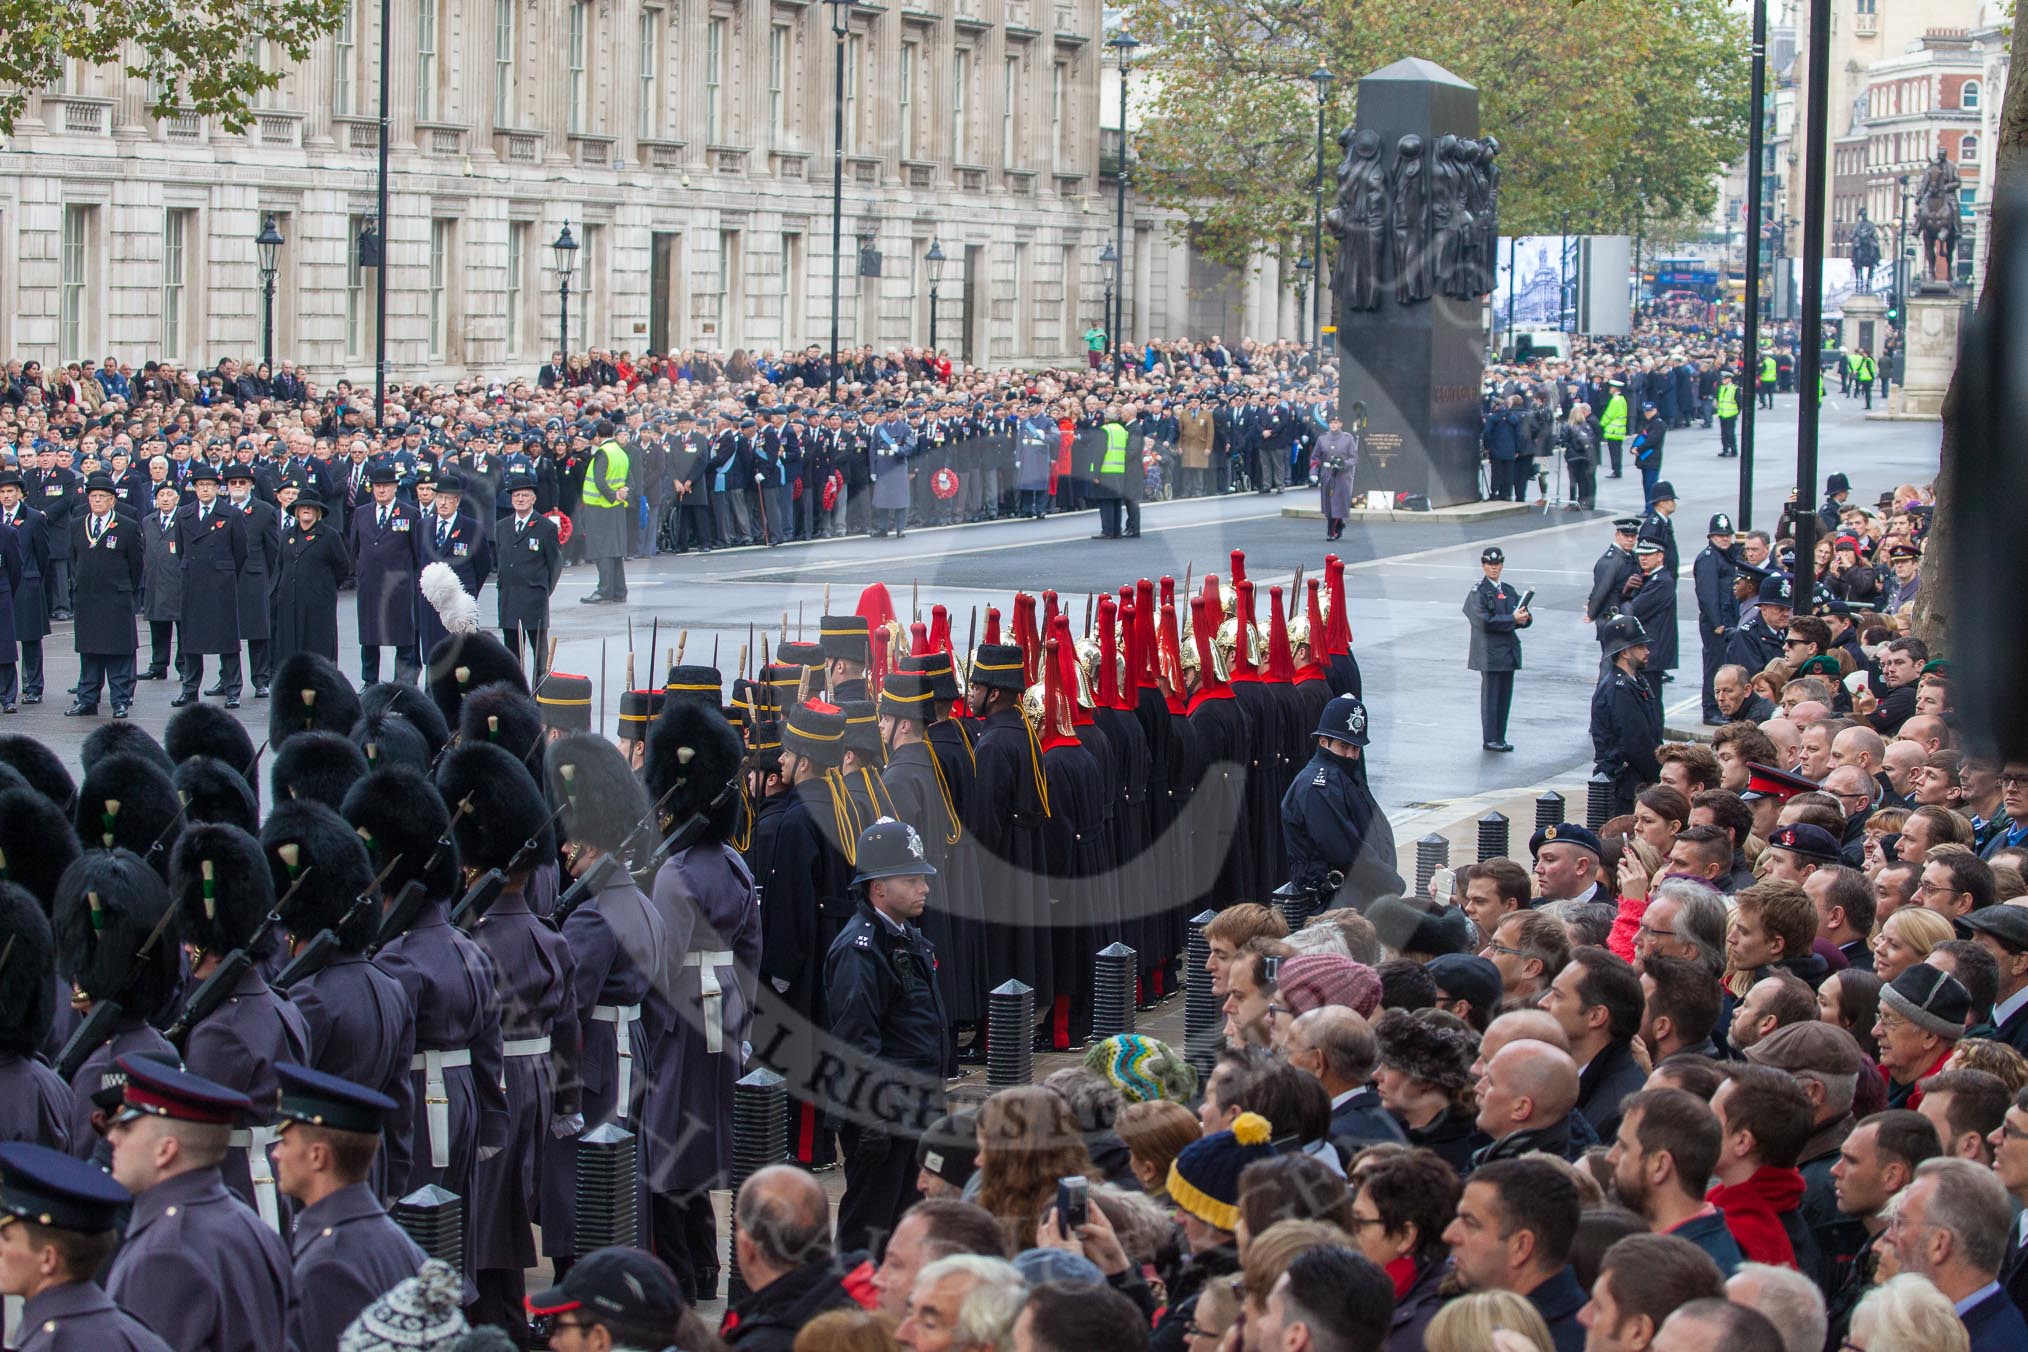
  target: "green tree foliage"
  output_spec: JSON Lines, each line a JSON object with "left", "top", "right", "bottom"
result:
{"left": 1120, "top": 0, "right": 1749, "bottom": 274}
{"left": 0, "top": 0, "right": 349, "bottom": 135}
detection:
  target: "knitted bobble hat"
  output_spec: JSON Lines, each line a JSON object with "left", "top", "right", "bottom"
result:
{"left": 1167, "top": 1111, "right": 1277, "bottom": 1232}
{"left": 1083, "top": 1033, "right": 1199, "bottom": 1104}
{"left": 337, "top": 1259, "right": 470, "bottom": 1351}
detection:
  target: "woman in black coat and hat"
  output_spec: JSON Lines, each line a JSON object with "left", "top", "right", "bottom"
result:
{"left": 272, "top": 488, "right": 350, "bottom": 663}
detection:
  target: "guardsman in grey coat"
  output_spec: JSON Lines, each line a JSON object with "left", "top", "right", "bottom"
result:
{"left": 222, "top": 465, "right": 280, "bottom": 698}
{"left": 346, "top": 463, "right": 423, "bottom": 685}
{"left": 63, "top": 474, "right": 146, "bottom": 719}
{"left": 139, "top": 482, "right": 183, "bottom": 682}
{"left": 494, "top": 473, "right": 562, "bottom": 680}
{"left": 1463, "top": 546, "right": 1532, "bottom": 753}
{"left": 0, "top": 1141, "right": 172, "bottom": 1352}
{"left": 271, "top": 1065, "right": 425, "bottom": 1352}
{"left": 170, "top": 463, "right": 249, "bottom": 709}
{"left": 0, "top": 885, "right": 74, "bottom": 1152}
{"left": 0, "top": 469, "right": 54, "bottom": 706}
{"left": 103, "top": 1057, "right": 296, "bottom": 1352}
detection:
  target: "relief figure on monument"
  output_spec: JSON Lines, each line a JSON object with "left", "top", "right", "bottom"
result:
{"left": 1327, "top": 128, "right": 1389, "bottom": 313}
{"left": 1430, "top": 134, "right": 1474, "bottom": 300}
{"left": 1391, "top": 133, "right": 1431, "bottom": 305}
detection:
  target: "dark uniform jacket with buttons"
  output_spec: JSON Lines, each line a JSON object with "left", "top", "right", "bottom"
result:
{"left": 174, "top": 501, "right": 247, "bottom": 654}
{"left": 67, "top": 509, "right": 144, "bottom": 655}
{"left": 1591, "top": 668, "right": 1664, "bottom": 792}
{"left": 286, "top": 1181, "right": 425, "bottom": 1352}
{"left": 823, "top": 898, "right": 956, "bottom": 1088}
{"left": 1279, "top": 747, "right": 1403, "bottom": 904}
{"left": 12, "top": 1280, "right": 171, "bottom": 1352}
{"left": 104, "top": 1166, "right": 295, "bottom": 1352}
{"left": 1464, "top": 578, "right": 1528, "bottom": 672}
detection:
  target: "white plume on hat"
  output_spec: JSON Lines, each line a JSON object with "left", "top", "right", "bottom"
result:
{"left": 420, "top": 562, "right": 479, "bottom": 635}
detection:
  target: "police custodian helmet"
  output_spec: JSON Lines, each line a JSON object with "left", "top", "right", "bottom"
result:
{"left": 851, "top": 818, "right": 938, "bottom": 885}
{"left": 1313, "top": 693, "right": 1371, "bottom": 748}
{"left": 1600, "top": 614, "right": 1651, "bottom": 658}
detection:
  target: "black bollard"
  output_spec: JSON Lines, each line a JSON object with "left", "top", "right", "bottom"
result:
{"left": 1477, "top": 810, "right": 1509, "bottom": 862}
{"left": 727, "top": 1066, "right": 788, "bottom": 1303}
{"left": 1534, "top": 790, "right": 1566, "bottom": 835}
{"left": 1586, "top": 772, "right": 1615, "bottom": 830}
{"left": 1184, "top": 909, "right": 1221, "bottom": 1083}
{"left": 1415, "top": 834, "right": 1449, "bottom": 896}
{"left": 1093, "top": 942, "right": 1137, "bottom": 1039}
{"left": 987, "top": 979, "right": 1036, "bottom": 1090}
{"left": 574, "top": 1123, "right": 639, "bottom": 1253}
{"left": 391, "top": 1184, "right": 463, "bottom": 1271}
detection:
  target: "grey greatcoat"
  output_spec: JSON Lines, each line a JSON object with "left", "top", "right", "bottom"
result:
{"left": 871, "top": 419, "right": 916, "bottom": 511}
{"left": 1464, "top": 578, "right": 1527, "bottom": 673}
{"left": 1311, "top": 429, "right": 1359, "bottom": 519}
{"left": 104, "top": 1168, "right": 295, "bottom": 1352}
{"left": 285, "top": 1182, "right": 426, "bottom": 1352}
{"left": 140, "top": 508, "right": 182, "bottom": 624}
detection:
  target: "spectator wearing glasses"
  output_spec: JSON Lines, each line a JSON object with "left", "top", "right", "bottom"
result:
{"left": 1882, "top": 1158, "right": 2028, "bottom": 1352}
{"left": 1913, "top": 846, "right": 1996, "bottom": 921}
{"left": 1957, "top": 906, "right": 2028, "bottom": 1053}
{"left": 1980, "top": 761, "right": 2028, "bottom": 860}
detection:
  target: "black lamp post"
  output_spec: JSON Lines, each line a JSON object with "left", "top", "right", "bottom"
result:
{"left": 925, "top": 240, "right": 946, "bottom": 357}
{"left": 826, "top": 0, "right": 852, "bottom": 401}
{"left": 1100, "top": 242, "right": 1117, "bottom": 362}
{"left": 1308, "top": 66, "right": 1333, "bottom": 349}
{"left": 1738, "top": 0, "right": 1767, "bottom": 530}
{"left": 1107, "top": 29, "right": 1139, "bottom": 377}
{"left": 1894, "top": 172, "right": 1912, "bottom": 319}
{"left": 256, "top": 213, "right": 285, "bottom": 373}
{"left": 553, "top": 222, "right": 579, "bottom": 375}
{"left": 1292, "top": 252, "right": 1312, "bottom": 342}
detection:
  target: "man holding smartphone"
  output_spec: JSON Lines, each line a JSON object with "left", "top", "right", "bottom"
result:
{"left": 1464, "top": 546, "right": 1532, "bottom": 752}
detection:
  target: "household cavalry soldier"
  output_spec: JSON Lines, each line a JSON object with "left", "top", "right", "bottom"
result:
{"left": 102, "top": 1057, "right": 295, "bottom": 1352}
{"left": 0, "top": 468, "right": 54, "bottom": 707}
{"left": 964, "top": 640, "right": 1052, "bottom": 1034}
{"left": 438, "top": 740, "right": 577, "bottom": 1331}
{"left": 1693, "top": 512, "right": 1740, "bottom": 724}
{"left": 497, "top": 472, "right": 563, "bottom": 680}
{"left": 824, "top": 817, "right": 953, "bottom": 1255}
{"left": 541, "top": 734, "right": 671, "bottom": 1275}
{"left": 347, "top": 461, "right": 423, "bottom": 686}
{"left": 63, "top": 473, "right": 145, "bottom": 720}
{"left": 171, "top": 463, "right": 249, "bottom": 708}
{"left": 1463, "top": 546, "right": 1530, "bottom": 753}
{"left": 271, "top": 1064, "right": 426, "bottom": 1352}
{"left": 641, "top": 695, "right": 761, "bottom": 1304}
{"left": 0, "top": 1141, "right": 172, "bottom": 1351}
{"left": 1591, "top": 615, "right": 1664, "bottom": 819}
{"left": 165, "top": 823, "right": 309, "bottom": 1227}
{"left": 222, "top": 463, "right": 280, "bottom": 699}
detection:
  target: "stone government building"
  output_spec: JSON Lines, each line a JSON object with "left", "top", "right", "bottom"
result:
{"left": 2, "top": 0, "right": 1299, "bottom": 382}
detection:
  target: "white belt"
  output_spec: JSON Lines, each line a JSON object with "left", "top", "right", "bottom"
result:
{"left": 501, "top": 1035, "right": 552, "bottom": 1092}
{"left": 682, "top": 949, "right": 736, "bottom": 1056}
{"left": 592, "top": 1004, "right": 641, "bottom": 1107}
{"left": 410, "top": 1048, "right": 473, "bottom": 1170}
{"left": 228, "top": 1125, "right": 281, "bottom": 1232}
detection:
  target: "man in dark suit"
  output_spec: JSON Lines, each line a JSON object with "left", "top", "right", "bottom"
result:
{"left": 1961, "top": 907, "right": 2028, "bottom": 1054}
{"left": 1285, "top": 1006, "right": 1403, "bottom": 1167}
{"left": 346, "top": 462, "right": 423, "bottom": 684}
{"left": 0, "top": 469, "right": 52, "bottom": 706}
{"left": 171, "top": 462, "right": 248, "bottom": 708}
{"left": 63, "top": 474, "right": 146, "bottom": 718}
{"left": 223, "top": 464, "right": 281, "bottom": 698}
{"left": 415, "top": 470, "right": 491, "bottom": 659}
{"left": 495, "top": 473, "right": 562, "bottom": 680}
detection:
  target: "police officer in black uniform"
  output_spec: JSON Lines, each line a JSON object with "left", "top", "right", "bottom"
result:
{"left": 1584, "top": 517, "right": 1641, "bottom": 675}
{"left": 822, "top": 817, "right": 953, "bottom": 1257}
{"left": 1463, "top": 546, "right": 1531, "bottom": 752}
{"left": 1591, "top": 615, "right": 1664, "bottom": 818}
{"left": 1279, "top": 694, "right": 1404, "bottom": 914}
{"left": 1693, "top": 512, "right": 1740, "bottom": 724}
{"left": 1725, "top": 571, "right": 1794, "bottom": 674}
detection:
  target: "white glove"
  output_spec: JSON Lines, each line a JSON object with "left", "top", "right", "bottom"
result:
{"left": 550, "top": 1112, "right": 585, "bottom": 1139}
{"left": 754, "top": 472, "right": 766, "bottom": 484}
{"left": 477, "top": 1145, "right": 503, "bottom": 1161}
{"left": 771, "top": 976, "right": 791, "bottom": 994}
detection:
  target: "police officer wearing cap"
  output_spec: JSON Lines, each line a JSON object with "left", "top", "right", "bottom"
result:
{"left": 1693, "top": 512, "right": 1740, "bottom": 724}
{"left": 270, "top": 1064, "right": 425, "bottom": 1352}
{"left": 1584, "top": 516, "right": 1640, "bottom": 641}
{"left": 1727, "top": 571, "right": 1793, "bottom": 674}
{"left": 1280, "top": 694, "right": 1403, "bottom": 911}
{"left": 823, "top": 817, "right": 953, "bottom": 1255}
{"left": 496, "top": 472, "right": 562, "bottom": 679}
{"left": 64, "top": 473, "right": 144, "bottom": 719}
{"left": 1591, "top": 616, "right": 1664, "bottom": 818}
{"left": 1622, "top": 537, "right": 1678, "bottom": 704}
{"left": 1463, "top": 546, "right": 1530, "bottom": 752}
{"left": 102, "top": 1056, "right": 295, "bottom": 1352}
{"left": 0, "top": 1141, "right": 171, "bottom": 1351}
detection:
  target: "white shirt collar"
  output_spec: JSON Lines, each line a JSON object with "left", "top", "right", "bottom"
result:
{"left": 1994, "top": 984, "right": 2028, "bottom": 1030}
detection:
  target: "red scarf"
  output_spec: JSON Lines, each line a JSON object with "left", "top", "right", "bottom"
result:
{"left": 1707, "top": 1165, "right": 1806, "bottom": 1268}
{"left": 1386, "top": 1255, "right": 1419, "bottom": 1301}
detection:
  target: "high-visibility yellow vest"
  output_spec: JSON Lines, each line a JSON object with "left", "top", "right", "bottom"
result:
{"left": 1715, "top": 383, "right": 1739, "bottom": 418}
{"left": 1101, "top": 422, "right": 1128, "bottom": 475}
{"left": 1759, "top": 355, "right": 1778, "bottom": 384}
{"left": 1600, "top": 395, "right": 1628, "bottom": 440}
{"left": 581, "top": 440, "right": 629, "bottom": 508}
{"left": 1855, "top": 354, "right": 1876, "bottom": 381}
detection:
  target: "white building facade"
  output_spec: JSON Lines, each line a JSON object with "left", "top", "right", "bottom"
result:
{"left": 0, "top": 0, "right": 1278, "bottom": 384}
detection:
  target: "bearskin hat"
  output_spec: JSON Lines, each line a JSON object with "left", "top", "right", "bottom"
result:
{"left": 72, "top": 754, "right": 183, "bottom": 879}
{"left": 427, "top": 630, "right": 528, "bottom": 733}
{"left": 0, "top": 786, "right": 80, "bottom": 913}
{"left": 458, "top": 682, "right": 543, "bottom": 771}
{"left": 169, "top": 823, "right": 277, "bottom": 959}
{"left": 174, "top": 756, "right": 260, "bottom": 834}
{"left": 435, "top": 743, "right": 554, "bottom": 875}
{"left": 52, "top": 849, "right": 180, "bottom": 1014}
{"left": 343, "top": 767, "right": 459, "bottom": 902}
{"left": 269, "top": 652, "right": 364, "bottom": 748}
{"left": 163, "top": 702, "right": 260, "bottom": 797}
{"left": 644, "top": 701, "right": 743, "bottom": 844}
{"left": 260, "top": 800, "right": 377, "bottom": 954}
{"left": 0, "top": 735, "right": 74, "bottom": 810}
{"left": 0, "top": 882, "right": 56, "bottom": 1056}
{"left": 359, "top": 681, "right": 451, "bottom": 764}
{"left": 546, "top": 734, "right": 652, "bottom": 858}
{"left": 351, "top": 710, "right": 433, "bottom": 775}
{"left": 80, "top": 722, "right": 173, "bottom": 777}
{"left": 270, "top": 731, "right": 370, "bottom": 812}
{"left": 0, "top": 763, "right": 29, "bottom": 798}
